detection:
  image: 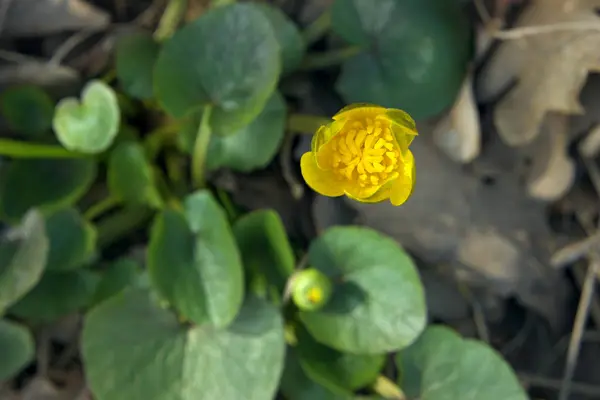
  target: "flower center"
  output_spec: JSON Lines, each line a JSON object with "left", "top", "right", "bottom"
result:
{"left": 329, "top": 119, "right": 400, "bottom": 187}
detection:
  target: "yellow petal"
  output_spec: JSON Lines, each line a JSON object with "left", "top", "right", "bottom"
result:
{"left": 390, "top": 150, "right": 416, "bottom": 206}
{"left": 300, "top": 152, "right": 345, "bottom": 197}
{"left": 383, "top": 109, "right": 417, "bottom": 134}
{"left": 351, "top": 182, "right": 393, "bottom": 204}
{"left": 344, "top": 182, "right": 383, "bottom": 202}
{"left": 333, "top": 104, "right": 386, "bottom": 122}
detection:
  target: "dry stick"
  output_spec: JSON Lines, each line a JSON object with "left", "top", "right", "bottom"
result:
{"left": 0, "top": 0, "right": 14, "bottom": 36}
{"left": 279, "top": 131, "right": 304, "bottom": 201}
{"left": 520, "top": 373, "right": 600, "bottom": 397}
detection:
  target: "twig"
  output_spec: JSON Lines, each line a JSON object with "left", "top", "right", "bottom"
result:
{"left": 0, "top": 0, "right": 14, "bottom": 36}
{"left": 551, "top": 231, "right": 600, "bottom": 268}
{"left": 474, "top": 0, "right": 491, "bottom": 24}
{"left": 279, "top": 131, "right": 304, "bottom": 201}
{"left": 494, "top": 22, "right": 600, "bottom": 40}
{"left": 49, "top": 28, "right": 106, "bottom": 66}
{"left": 520, "top": 372, "right": 600, "bottom": 397}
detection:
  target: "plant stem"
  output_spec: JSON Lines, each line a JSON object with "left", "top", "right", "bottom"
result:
{"left": 287, "top": 114, "right": 330, "bottom": 135}
{"left": 0, "top": 139, "right": 84, "bottom": 159}
{"left": 97, "top": 207, "right": 153, "bottom": 248}
{"left": 191, "top": 105, "right": 213, "bottom": 189}
{"left": 211, "top": 0, "right": 235, "bottom": 7}
{"left": 372, "top": 375, "right": 407, "bottom": 400}
{"left": 143, "top": 124, "right": 180, "bottom": 160}
{"left": 154, "top": 0, "right": 188, "bottom": 42}
{"left": 302, "top": 9, "right": 332, "bottom": 46}
{"left": 300, "top": 46, "right": 362, "bottom": 71}
{"left": 84, "top": 195, "right": 121, "bottom": 221}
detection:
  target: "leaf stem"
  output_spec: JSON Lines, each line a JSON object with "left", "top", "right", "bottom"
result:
{"left": 0, "top": 139, "right": 85, "bottom": 159}
{"left": 97, "top": 207, "right": 153, "bottom": 248}
{"left": 300, "top": 46, "right": 362, "bottom": 71}
{"left": 154, "top": 0, "right": 188, "bottom": 42}
{"left": 84, "top": 195, "right": 121, "bottom": 221}
{"left": 191, "top": 105, "right": 213, "bottom": 189}
{"left": 287, "top": 114, "right": 330, "bottom": 135}
{"left": 372, "top": 375, "right": 407, "bottom": 400}
{"left": 302, "top": 9, "right": 332, "bottom": 46}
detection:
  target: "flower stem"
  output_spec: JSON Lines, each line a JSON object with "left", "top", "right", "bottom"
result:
{"left": 372, "top": 375, "right": 407, "bottom": 400}
{"left": 287, "top": 114, "right": 330, "bottom": 134}
{"left": 0, "top": 139, "right": 84, "bottom": 159}
{"left": 300, "top": 46, "right": 362, "bottom": 71}
{"left": 191, "top": 105, "right": 213, "bottom": 189}
{"left": 154, "top": 0, "right": 188, "bottom": 42}
{"left": 302, "top": 9, "right": 332, "bottom": 46}
{"left": 84, "top": 195, "right": 121, "bottom": 221}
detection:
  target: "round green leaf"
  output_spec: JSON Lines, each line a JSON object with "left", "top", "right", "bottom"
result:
{"left": 116, "top": 32, "right": 160, "bottom": 100}
{"left": 90, "top": 258, "right": 142, "bottom": 307}
{"left": 233, "top": 209, "right": 295, "bottom": 304}
{"left": 108, "top": 141, "right": 162, "bottom": 208}
{"left": 9, "top": 269, "right": 99, "bottom": 323}
{"left": 332, "top": 0, "right": 472, "bottom": 120}
{"left": 153, "top": 3, "right": 280, "bottom": 133}
{"left": 82, "top": 289, "right": 285, "bottom": 400}
{"left": 0, "top": 85, "right": 54, "bottom": 137}
{"left": 53, "top": 80, "right": 120, "bottom": 153}
{"left": 0, "top": 210, "right": 49, "bottom": 313}
{"left": 45, "top": 208, "right": 97, "bottom": 271}
{"left": 296, "top": 326, "right": 385, "bottom": 391}
{"left": 147, "top": 190, "right": 243, "bottom": 327}
{"left": 0, "top": 319, "right": 34, "bottom": 380}
{"left": 253, "top": 3, "right": 305, "bottom": 74}
{"left": 299, "top": 226, "right": 426, "bottom": 354}
{"left": 0, "top": 158, "right": 96, "bottom": 222}
{"left": 396, "top": 325, "right": 527, "bottom": 400}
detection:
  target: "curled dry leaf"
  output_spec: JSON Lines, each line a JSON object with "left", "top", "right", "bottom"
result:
{"left": 478, "top": 0, "right": 600, "bottom": 146}
{"left": 433, "top": 73, "right": 481, "bottom": 163}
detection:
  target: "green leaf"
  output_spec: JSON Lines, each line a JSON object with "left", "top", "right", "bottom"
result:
{"left": 9, "top": 269, "right": 99, "bottom": 322}
{"left": 116, "top": 32, "right": 160, "bottom": 100}
{"left": 45, "top": 208, "right": 97, "bottom": 271}
{"left": 90, "top": 258, "right": 142, "bottom": 307}
{"left": 281, "top": 346, "right": 353, "bottom": 400}
{"left": 154, "top": 3, "right": 280, "bottom": 133}
{"left": 147, "top": 190, "right": 243, "bottom": 327}
{"left": 0, "top": 85, "right": 54, "bottom": 137}
{"left": 299, "top": 226, "right": 426, "bottom": 354}
{"left": 0, "top": 158, "right": 96, "bottom": 222}
{"left": 107, "top": 141, "right": 162, "bottom": 208}
{"left": 0, "top": 210, "right": 49, "bottom": 313}
{"left": 254, "top": 3, "right": 305, "bottom": 74}
{"left": 53, "top": 80, "right": 121, "bottom": 153}
{"left": 0, "top": 319, "right": 34, "bottom": 380}
{"left": 82, "top": 289, "right": 285, "bottom": 400}
{"left": 396, "top": 325, "right": 527, "bottom": 400}
{"left": 296, "top": 326, "right": 385, "bottom": 391}
{"left": 332, "top": 0, "right": 472, "bottom": 120}
{"left": 233, "top": 209, "right": 295, "bottom": 304}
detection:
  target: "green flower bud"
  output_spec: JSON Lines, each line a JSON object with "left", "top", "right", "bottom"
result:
{"left": 291, "top": 268, "right": 332, "bottom": 311}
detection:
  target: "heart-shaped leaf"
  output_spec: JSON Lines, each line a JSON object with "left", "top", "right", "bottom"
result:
{"left": 154, "top": 3, "right": 280, "bottom": 134}
{"left": 0, "top": 319, "right": 34, "bottom": 380}
{"left": 299, "top": 226, "right": 426, "bottom": 354}
{"left": 0, "top": 210, "right": 49, "bottom": 314}
{"left": 0, "top": 158, "right": 96, "bottom": 222}
{"left": 0, "top": 85, "right": 54, "bottom": 137}
{"left": 45, "top": 208, "right": 97, "bottom": 271}
{"left": 53, "top": 80, "right": 120, "bottom": 153}
{"left": 116, "top": 32, "right": 160, "bottom": 100}
{"left": 82, "top": 289, "right": 285, "bottom": 400}
{"left": 90, "top": 258, "right": 143, "bottom": 307}
{"left": 396, "top": 325, "right": 527, "bottom": 400}
{"left": 332, "top": 0, "right": 472, "bottom": 120}
{"left": 107, "top": 141, "right": 163, "bottom": 208}
{"left": 147, "top": 190, "right": 243, "bottom": 327}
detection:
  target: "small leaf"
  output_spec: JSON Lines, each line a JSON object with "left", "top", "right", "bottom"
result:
{"left": 233, "top": 209, "right": 295, "bottom": 304}
{"left": 296, "top": 326, "right": 385, "bottom": 391}
{"left": 45, "top": 208, "right": 97, "bottom": 271}
{"left": 116, "top": 32, "right": 160, "bottom": 100}
{"left": 0, "top": 158, "right": 97, "bottom": 222}
{"left": 147, "top": 190, "right": 243, "bottom": 327}
{"left": 0, "top": 85, "right": 54, "bottom": 137}
{"left": 299, "top": 226, "right": 426, "bottom": 354}
{"left": 154, "top": 3, "right": 280, "bottom": 133}
{"left": 254, "top": 3, "right": 305, "bottom": 74}
{"left": 82, "top": 289, "right": 285, "bottom": 400}
{"left": 0, "top": 210, "right": 49, "bottom": 313}
{"left": 397, "top": 325, "right": 527, "bottom": 400}
{"left": 90, "top": 258, "right": 143, "bottom": 307}
{"left": 53, "top": 80, "right": 120, "bottom": 153}
{"left": 107, "top": 141, "right": 162, "bottom": 208}
{"left": 0, "top": 319, "right": 34, "bottom": 380}
{"left": 9, "top": 269, "right": 99, "bottom": 323}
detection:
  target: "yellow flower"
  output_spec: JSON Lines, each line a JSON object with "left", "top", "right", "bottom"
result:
{"left": 300, "top": 104, "right": 417, "bottom": 206}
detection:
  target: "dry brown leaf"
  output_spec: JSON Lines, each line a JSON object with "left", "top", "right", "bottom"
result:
{"left": 478, "top": 0, "right": 600, "bottom": 146}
